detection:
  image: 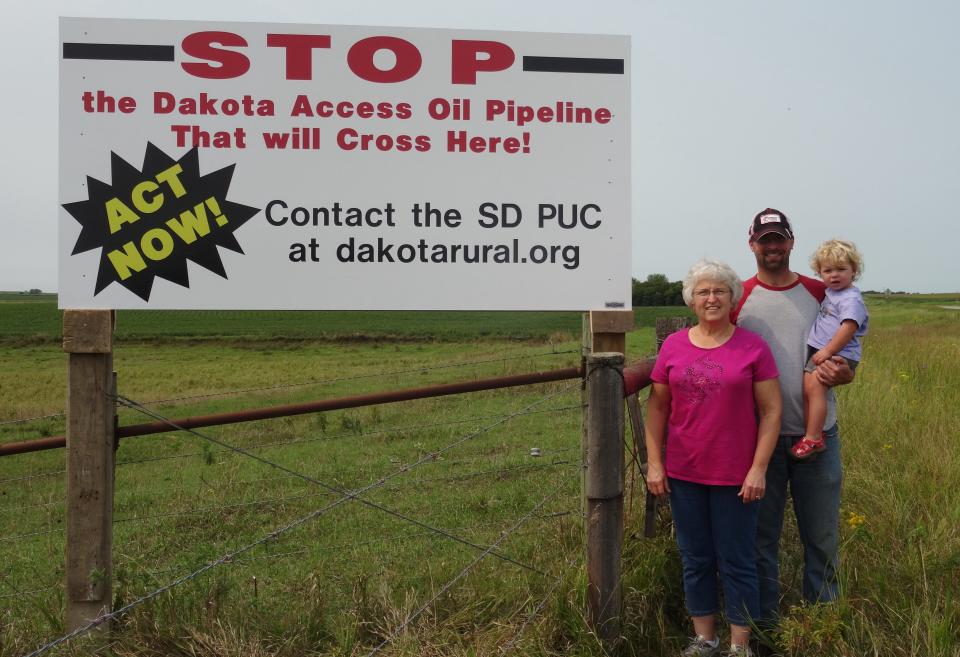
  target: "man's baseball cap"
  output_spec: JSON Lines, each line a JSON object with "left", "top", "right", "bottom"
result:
{"left": 749, "top": 208, "right": 794, "bottom": 241}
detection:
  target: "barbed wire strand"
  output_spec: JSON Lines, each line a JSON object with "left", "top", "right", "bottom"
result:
{"left": 365, "top": 479, "right": 567, "bottom": 657}
{"left": 114, "top": 387, "right": 576, "bottom": 574}
{"left": 0, "top": 527, "right": 62, "bottom": 544}
{"left": 0, "top": 397, "right": 580, "bottom": 493}
{"left": 21, "top": 385, "right": 576, "bottom": 657}
{"left": 5, "top": 514, "right": 581, "bottom": 627}
{"left": 142, "top": 508, "right": 577, "bottom": 579}
{"left": 0, "top": 404, "right": 581, "bottom": 493}
{"left": 0, "top": 498, "right": 62, "bottom": 514}
{"left": 124, "top": 348, "right": 580, "bottom": 408}
{"left": 0, "top": 584, "right": 59, "bottom": 601}
{"left": 0, "top": 443, "right": 578, "bottom": 516}
{"left": 117, "top": 461, "right": 575, "bottom": 527}
{"left": 0, "top": 412, "right": 66, "bottom": 427}
{"left": 22, "top": 492, "right": 376, "bottom": 657}
{"left": 0, "top": 469, "right": 66, "bottom": 486}
{"left": 111, "top": 403, "right": 581, "bottom": 470}
{"left": 498, "top": 556, "right": 580, "bottom": 655}
{"left": 158, "top": 459, "right": 574, "bottom": 523}
{"left": 0, "top": 462, "right": 578, "bottom": 544}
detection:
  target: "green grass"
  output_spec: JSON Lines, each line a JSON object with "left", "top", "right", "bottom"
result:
{"left": 0, "top": 293, "right": 692, "bottom": 343}
{"left": 1, "top": 298, "right": 958, "bottom": 656}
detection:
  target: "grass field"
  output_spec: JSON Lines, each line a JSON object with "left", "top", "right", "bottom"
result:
{"left": 1, "top": 295, "right": 958, "bottom": 656}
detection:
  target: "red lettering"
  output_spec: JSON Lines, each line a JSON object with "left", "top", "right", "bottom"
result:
{"left": 451, "top": 40, "right": 514, "bottom": 85}
{"left": 266, "top": 34, "right": 332, "bottom": 80}
{"left": 181, "top": 32, "right": 250, "bottom": 79}
{"left": 347, "top": 36, "right": 422, "bottom": 83}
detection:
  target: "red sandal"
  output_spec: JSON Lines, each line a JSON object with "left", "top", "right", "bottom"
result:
{"left": 791, "top": 436, "right": 825, "bottom": 460}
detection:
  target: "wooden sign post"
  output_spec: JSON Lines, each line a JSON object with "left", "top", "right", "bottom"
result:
{"left": 63, "top": 310, "right": 116, "bottom": 632}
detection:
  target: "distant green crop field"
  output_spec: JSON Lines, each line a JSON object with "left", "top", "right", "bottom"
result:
{"left": 0, "top": 295, "right": 693, "bottom": 343}
{"left": 863, "top": 292, "right": 960, "bottom": 304}
{"left": 0, "top": 292, "right": 56, "bottom": 302}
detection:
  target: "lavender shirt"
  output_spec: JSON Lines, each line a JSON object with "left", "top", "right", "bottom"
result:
{"left": 807, "top": 286, "right": 869, "bottom": 362}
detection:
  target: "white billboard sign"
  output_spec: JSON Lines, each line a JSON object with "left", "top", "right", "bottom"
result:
{"left": 59, "top": 18, "right": 630, "bottom": 310}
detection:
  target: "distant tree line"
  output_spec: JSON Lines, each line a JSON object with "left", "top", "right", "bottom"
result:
{"left": 632, "top": 274, "right": 684, "bottom": 306}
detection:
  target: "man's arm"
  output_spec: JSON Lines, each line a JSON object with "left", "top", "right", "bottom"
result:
{"left": 816, "top": 355, "right": 855, "bottom": 386}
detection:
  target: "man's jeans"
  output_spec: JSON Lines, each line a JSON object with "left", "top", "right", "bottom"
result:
{"left": 669, "top": 478, "right": 761, "bottom": 626}
{"left": 756, "top": 423, "right": 842, "bottom": 625}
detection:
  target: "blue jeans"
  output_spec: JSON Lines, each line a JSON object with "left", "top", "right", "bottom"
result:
{"left": 756, "top": 423, "right": 842, "bottom": 626}
{"left": 669, "top": 477, "right": 760, "bottom": 626}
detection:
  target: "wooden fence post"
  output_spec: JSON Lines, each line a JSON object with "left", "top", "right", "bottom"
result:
{"left": 655, "top": 316, "right": 692, "bottom": 352}
{"left": 63, "top": 310, "right": 116, "bottom": 632}
{"left": 585, "top": 351, "right": 626, "bottom": 646}
{"left": 580, "top": 310, "right": 632, "bottom": 646}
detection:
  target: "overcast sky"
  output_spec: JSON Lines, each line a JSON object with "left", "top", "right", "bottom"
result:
{"left": 3, "top": 0, "right": 958, "bottom": 293}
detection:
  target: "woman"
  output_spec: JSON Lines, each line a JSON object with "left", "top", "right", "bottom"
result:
{"left": 645, "top": 259, "right": 781, "bottom": 657}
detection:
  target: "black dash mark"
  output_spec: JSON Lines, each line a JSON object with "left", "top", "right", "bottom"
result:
{"left": 523, "top": 56, "right": 624, "bottom": 75}
{"left": 63, "top": 43, "right": 175, "bottom": 62}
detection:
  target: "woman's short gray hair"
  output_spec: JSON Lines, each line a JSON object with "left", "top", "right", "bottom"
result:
{"left": 681, "top": 259, "right": 744, "bottom": 307}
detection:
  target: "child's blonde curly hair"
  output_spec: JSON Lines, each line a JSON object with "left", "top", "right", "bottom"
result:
{"left": 810, "top": 239, "right": 863, "bottom": 281}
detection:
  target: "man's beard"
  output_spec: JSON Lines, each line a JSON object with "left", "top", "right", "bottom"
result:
{"left": 757, "top": 249, "right": 790, "bottom": 272}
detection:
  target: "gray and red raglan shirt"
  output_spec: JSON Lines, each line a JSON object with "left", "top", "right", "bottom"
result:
{"left": 732, "top": 274, "right": 835, "bottom": 436}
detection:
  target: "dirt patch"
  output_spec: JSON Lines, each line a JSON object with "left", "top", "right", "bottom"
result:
{"left": 937, "top": 305, "right": 960, "bottom": 310}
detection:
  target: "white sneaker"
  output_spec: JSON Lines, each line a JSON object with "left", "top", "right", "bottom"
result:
{"left": 681, "top": 635, "right": 721, "bottom": 657}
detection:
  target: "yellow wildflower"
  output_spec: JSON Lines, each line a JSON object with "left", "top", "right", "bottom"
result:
{"left": 846, "top": 512, "right": 866, "bottom": 529}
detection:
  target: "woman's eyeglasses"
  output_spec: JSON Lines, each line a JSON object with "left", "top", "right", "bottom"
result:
{"left": 693, "top": 288, "right": 731, "bottom": 299}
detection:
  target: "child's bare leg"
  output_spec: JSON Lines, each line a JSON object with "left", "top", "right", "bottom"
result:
{"left": 803, "top": 371, "right": 828, "bottom": 441}
{"left": 793, "top": 372, "right": 830, "bottom": 459}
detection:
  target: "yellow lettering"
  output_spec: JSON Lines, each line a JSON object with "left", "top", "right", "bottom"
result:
{"left": 154, "top": 163, "right": 187, "bottom": 198}
{"left": 131, "top": 180, "right": 163, "bottom": 214}
{"left": 105, "top": 198, "right": 139, "bottom": 234}
{"left": 106, "top": 242, "right": 147, "bottom": 280}
{"left": 205, "top": 197, "right": 228, "bottom": 226}
{"left": 165, "top": 202, "right": 211, "bottom": 245}
{"left": 140, "top": 228, "right": 175, "bottom": 261}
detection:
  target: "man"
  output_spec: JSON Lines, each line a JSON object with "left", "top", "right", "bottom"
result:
{"left": 731, "top": 208, "right": 854, "bottom": 636}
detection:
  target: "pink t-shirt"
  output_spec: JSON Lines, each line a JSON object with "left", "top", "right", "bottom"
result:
{"left": 651, "top": 327, "right": 779, "bottom": 486}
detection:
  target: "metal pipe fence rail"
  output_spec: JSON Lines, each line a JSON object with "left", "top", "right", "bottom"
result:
{"left": 0, "top": 365, "right": 582, "bottom": 457}
{"left": 0, "top": 348, "right": 579, "bottom": 427}
{"left": 0, "top": 347, "right": 579, "bottom": 443}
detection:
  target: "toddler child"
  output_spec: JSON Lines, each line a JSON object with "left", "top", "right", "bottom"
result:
{"left": 792, "top": 239, "right": 869, "bottom": 459}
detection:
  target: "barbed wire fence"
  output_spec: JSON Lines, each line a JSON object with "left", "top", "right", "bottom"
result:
{"left": 2, "top": 353, "right": 590, "bottom": 657}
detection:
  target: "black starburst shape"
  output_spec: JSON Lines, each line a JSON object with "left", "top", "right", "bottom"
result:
{"left": 63, "top": 143, "right": 260, "bottom": 302}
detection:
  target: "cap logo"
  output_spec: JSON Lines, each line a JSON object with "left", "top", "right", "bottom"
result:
{"left": 759, "top": 214, "right": 782, "bottom": 225}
